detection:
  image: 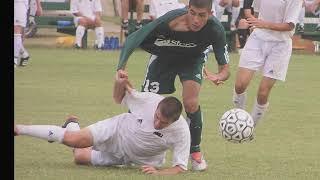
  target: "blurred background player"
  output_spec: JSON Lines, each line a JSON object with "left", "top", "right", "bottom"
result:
{"left": 149, "top": 0, "right": 186, "bottom": 20}
{"left": 305, "top": 0, "right": 320, "bottom": 31}
{"left": 232, "top": 0, "right": 303, "bottom": 128}
{"left": 14, "top": 0, "right": 42, "bottom": 67}
{"left": 214, "top": 0, "right": 240, "bottom": 31}
{"left": 297, "top": 1, "right": 306, "bottom": 33}
{"left": 235, "top": 0, "right": 254, "bottom": 54}
{"left": 120, "top": 0, "right": 145, "bottom": 36}
{"left": 70, "top": 0, "right": 105, "bottom": 49}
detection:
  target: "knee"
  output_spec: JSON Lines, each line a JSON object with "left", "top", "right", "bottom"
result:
{"left": 235, "top": 81, "right": 246, "bottom": 94}
{"left": 73, "top": 149, "right": 90, "bottom": 165}
{"left": 232, "top": 0, "right": 240, "bottom": 7}
{"left": 78, "top": 18, "right": 87, "bottom": 27}
{"left": 183, "top": 98, "right": 199, "bottom": 113}
{"left": 95, "top": 22, "right": 102, "bottom": 27}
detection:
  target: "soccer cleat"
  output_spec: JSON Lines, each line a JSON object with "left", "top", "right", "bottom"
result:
{"left": 48, "top": 115, "right": 79, "bottom": 143}
{"left": 19, "top": 56, "right": 30, "bottom": 66}
{"left": 74, "top": 44, "right": 81, "bottom": 49}
{"left": 121, "top": 20, "right": 129, "bottom": 37}
{"left": 190, "top": 152, "right": 207, "bottom": 171}
{"left": 94, "top": 43, "right": 104, "bottom": 50}
{"left": 135, "top": 22, "right": 142, "bottom": 31}
{"left": 297, "top": 25, "right": 304, "bottom": 33}
{"left": 62, "top": 115, "right": 79, "bottom": 128}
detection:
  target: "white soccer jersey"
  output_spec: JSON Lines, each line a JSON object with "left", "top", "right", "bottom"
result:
{"left": 149, "top": 0, "right": 186, "bottom": 18}
{"left": 252, "top": 0, "right": 302, "bottom": 41}
{"left": 89, "top": 90, "right": 190, "bottom": 170}
{"left": 70, "top": 0, "right": 102, "bottom": 20}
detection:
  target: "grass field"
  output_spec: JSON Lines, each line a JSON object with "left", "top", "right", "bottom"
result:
{"left": 14, "top": 47, "right": 320, "bottom": 180}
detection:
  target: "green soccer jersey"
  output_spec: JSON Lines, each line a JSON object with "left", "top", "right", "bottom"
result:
{"left": 117, "top": 7, "right": 229, "bottom": 70}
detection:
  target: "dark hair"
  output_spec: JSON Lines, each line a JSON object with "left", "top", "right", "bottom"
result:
{"left": 158, "top": 96, "right": 183, "bottom": 122}
{"left": 189, "top": 0, "right": 212, "bottom": 10}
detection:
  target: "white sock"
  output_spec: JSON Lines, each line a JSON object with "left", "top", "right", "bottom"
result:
{"left": 14, "top": 34, "right": 22, "bottom": 61}
{"left": 20, "top": 46, "right": 29, "bottom": 58}
{"left": 232, "top": 89, "right": 247, "bottom": 109}
{"left": 231, "top": 6, "right": 240, "bottom": 26}
{"left": 216, "top": 5, "right": 226, "bottom": 20}
{"left": 76, "top": 25, "right": 86, "bottom": 47}
{"left": 16, "top": 125, "right": 66, "bottom": 143}
{"left": 95, "top": 26, "right": 104, "bottom": 48}
{"left": 298, "top": 6, "right": 305, "bottom": 26}
{"left": 65, "top": 122, "right": 80, "bottom": 132}
{"left": 251, "top": 100, "right": 269, "bottom": 126}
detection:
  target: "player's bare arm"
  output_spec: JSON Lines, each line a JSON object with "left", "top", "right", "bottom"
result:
{"left": 247, "top": 17, "right": 295, "bottom": 31}
{"left": 113, "top": 70, "right": 130, "bottom": 104}
{"left": 36, "top": 0, "right": 43, "bottom": 16}
{"left": 141, "top": 165, "right": 185, "bottom": 175}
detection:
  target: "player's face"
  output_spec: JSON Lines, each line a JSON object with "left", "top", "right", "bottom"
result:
{"left": 154, "top": 108, "right": 171, "bottom": 130}
{"left": 187, "top": 5, "right": 211, "bottom": 31}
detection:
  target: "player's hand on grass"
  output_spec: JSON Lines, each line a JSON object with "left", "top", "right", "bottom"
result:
{"left": 141, "top": 165, "right": 158, "bottom": 175}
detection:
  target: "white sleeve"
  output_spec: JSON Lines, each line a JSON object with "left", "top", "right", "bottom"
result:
{"left": 284, "top": 0, "right": 303, "bottom": 25}
{"left": 70, "top": 0, "right": 79, "bottom": 14}
{"left": 170, "top": 122, "right": 191, "bottom": 170}
{"left": 94, "top": 0, "right": 102, "bottom": 12}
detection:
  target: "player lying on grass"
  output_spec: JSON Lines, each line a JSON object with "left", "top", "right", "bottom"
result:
{"left": 14, "top": 70, "right": 191, "bottom": 175}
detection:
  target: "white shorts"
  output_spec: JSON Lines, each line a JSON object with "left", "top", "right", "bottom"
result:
{"left": 73, "top": 16, "right": 96, "bottom": 27}
{"left": 88, "top": 114, "right": 127, "bottom": 166}
{"left": 239, "top": 33, "right": 292, "bottom": 81}
{"left": 14, "top": 1, "right": 28, "bottom": 27}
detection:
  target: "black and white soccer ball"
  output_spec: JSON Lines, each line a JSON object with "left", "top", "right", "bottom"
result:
{"left": 219, "top": 108, "right": 254, "bottom": 143}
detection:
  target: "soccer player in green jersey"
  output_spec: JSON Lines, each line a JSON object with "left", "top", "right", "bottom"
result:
{"left": 116, "top": 0, "right": 230, "bottom": 171}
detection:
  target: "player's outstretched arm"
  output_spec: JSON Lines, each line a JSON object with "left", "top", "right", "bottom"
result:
{"left": 141, "top": 165, "right": 185, "bottom": 175}
{"left": 113, "top": 69, "right": 133, "bottom": 104}
{"left": 247, "top": 17, "right": 295, "bottom": 31}
{"left": 35, "top": 0, "right": 43, "bottom": 16}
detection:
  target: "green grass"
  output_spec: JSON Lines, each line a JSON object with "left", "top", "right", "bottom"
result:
{"left": 14, "top": 48, "right": 320, "bottom": 180}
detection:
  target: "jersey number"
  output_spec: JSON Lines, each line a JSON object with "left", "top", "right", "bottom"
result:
{"left": 143, "top": 79, "right": 160, "bottom": 93}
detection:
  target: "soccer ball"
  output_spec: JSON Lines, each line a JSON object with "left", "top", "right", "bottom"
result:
{"left": 219, "top": 108, "right": 254, "bottom": 143}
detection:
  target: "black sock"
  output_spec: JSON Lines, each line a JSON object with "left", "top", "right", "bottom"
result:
{"left": 187, "top": 106, "right": 202, "bottom": 153}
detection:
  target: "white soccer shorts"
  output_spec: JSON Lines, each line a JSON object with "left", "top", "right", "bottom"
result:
{"left": 239, "top": 33, "right": 292, "bottom": 81}
{"left": 88, "top": 113, "right": 127, "bottom": 166}
{"left": 14, "top": 1, "right": 28, "bottom": 27}
{"left": 73, "top": 15, "right": 96, "bottom": 27}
